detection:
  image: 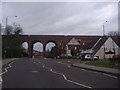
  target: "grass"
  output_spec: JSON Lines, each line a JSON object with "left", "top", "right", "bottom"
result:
{"left": 85, "top": 60, "right": 120, "bottom": 69}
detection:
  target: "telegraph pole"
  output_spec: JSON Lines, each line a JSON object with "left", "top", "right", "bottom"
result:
{"left": 103, "top": 21, "right": 107, "bottom": 59}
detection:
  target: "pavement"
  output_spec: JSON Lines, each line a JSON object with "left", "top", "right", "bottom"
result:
{"left": 2, "top": 58, "right": 19, "bottom": 67}
{"left": 72, "top": 63, "right": 120, "bottom": 76}
{"left": 46, "top": 58, "right": 120, "bottom": 76}
{"left": 2, "top": 58, "right": 120, "bottom": 76}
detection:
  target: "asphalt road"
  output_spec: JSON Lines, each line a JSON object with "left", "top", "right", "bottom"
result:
{"left": 1, "top": 58, "right": 119, "bottom": 88}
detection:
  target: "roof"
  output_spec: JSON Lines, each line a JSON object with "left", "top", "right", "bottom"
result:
{"left": 111, "top": 36, "right": 120, "bottom": 48}
{"left": 65, "top": 36, "right": 120, "bottom": 55}
{"left": 66, "top": 38, "right": 80, "bottom": 45}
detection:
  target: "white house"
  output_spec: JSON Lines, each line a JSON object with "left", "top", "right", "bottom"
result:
{"left": 65, "top": 38, "right": 80, "bottom": 57}
{"left": 64, "top": 36, "right": 120, "bottom": 59}
{"left": 95, "top": 37, "right": 119, "bottom": 59}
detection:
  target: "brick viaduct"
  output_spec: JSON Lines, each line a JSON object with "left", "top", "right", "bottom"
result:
{"left": 21, "top": 35, "right": 102, "bottom": 57}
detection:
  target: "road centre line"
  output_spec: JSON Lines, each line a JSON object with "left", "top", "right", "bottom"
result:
{"left": 0, "top": 61, "right": 14, "bottom": 76}
{"left": 67, "top": 65, "right": 71, "bottom": 68}
{"left": 0, "top": 61, "right": 16, "bottom": 84}
{"left": 0, "top": 76, "right": 2, "bottom": 85}
{"left": 36, "top": 60, "right": 118, "bottom": 79}
{"left": 42, "top": 59, "right": 119, "bottom": 79}
{"left": 34, "top": 61, "right": 94, "bottom": 89}
{"left": 50, "top": 68, "right": 93, "bottom": 89}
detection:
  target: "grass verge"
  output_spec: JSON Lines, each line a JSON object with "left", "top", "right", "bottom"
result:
{"left": 85, "top": 60, "right": 120, "bottom": 69}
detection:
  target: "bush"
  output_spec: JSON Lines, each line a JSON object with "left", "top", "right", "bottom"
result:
{"left": 12, "top": 47, "right": 24, "bottom": 57}
{"left": 4, "top": 47, "right": 24, "bottom": 58}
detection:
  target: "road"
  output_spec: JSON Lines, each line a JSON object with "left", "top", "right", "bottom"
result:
{"left": 1, "top": 58, "right": 119, "bottom": 88}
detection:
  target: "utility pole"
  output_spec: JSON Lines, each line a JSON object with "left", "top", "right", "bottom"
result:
{"left": 5, "top": 16, "right": 18, "bottom": 57}
{"left": 5, "top": 16, "right": 17, "bottom": 30}
{"left": 103, "top": 21, "right": 107, "bottom": 60}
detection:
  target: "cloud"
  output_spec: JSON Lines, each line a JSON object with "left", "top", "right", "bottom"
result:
{"left": 2, "top": 2, "right": 118, "bottom": 35}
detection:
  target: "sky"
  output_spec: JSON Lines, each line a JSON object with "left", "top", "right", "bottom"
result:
{"left": 1, "top": 1, "right": 119, "bottom": 51}
{"left": 2, "top": 1, "right": 118, "bottom": 36}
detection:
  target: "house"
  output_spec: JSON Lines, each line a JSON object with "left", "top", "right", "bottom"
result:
{"left": 64, "top": 36, "right": 120, "bottom": 59}
{"left": 95, "top": 36, "right": 120, "bottom": 59}
{"left": 65, "top": 38, "right": 81, "bottom": 57}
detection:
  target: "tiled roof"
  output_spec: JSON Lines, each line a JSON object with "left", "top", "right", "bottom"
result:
{"left": 93, "top": 36, "right": 108, "bottom": 54}
{"left": 65, "top": 36, "right": 119, "bottom": 55}
{"left": 111, "top": 36, "right": 120, "bottom": 48}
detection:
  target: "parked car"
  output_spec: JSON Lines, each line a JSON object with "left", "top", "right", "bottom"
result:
{"left": 84, "top": 54, "right": 99, "bottom": 60}
{"left": 112, "top": 55, "right": 120, "bottom": 60}
{"left": 110, "top": 55, "right": 120, "bottom": 64}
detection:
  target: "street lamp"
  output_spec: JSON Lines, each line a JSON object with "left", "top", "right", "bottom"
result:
{"left": 103, "top": 21, "right": 107, "bottom": 36}
{"left": 103, "top": 21, "right": 107, "bottom": 59}
{"left": 5, "top": 16, "right": 17, "bottom": 58}
{"left": 5, "top": 16, "right": 18, "bottom": 29}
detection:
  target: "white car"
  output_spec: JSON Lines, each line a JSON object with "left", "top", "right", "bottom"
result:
{"left": 84, "top": 54, "right": 99, "bottom": 60}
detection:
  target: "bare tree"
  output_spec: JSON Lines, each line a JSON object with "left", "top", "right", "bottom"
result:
{"left": 4, "top": 25, "right": 13, "bottom": 35}
{"left": 108, "top": 31, "right": 120, "bottom": 36}
{"left": 12, "top": 23, "right": 23, "bottom": 35}
{"left": 2, "top": 22, "right": 24, "bottom": 58}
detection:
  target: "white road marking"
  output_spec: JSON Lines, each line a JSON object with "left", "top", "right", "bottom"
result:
{"left": 67, "top": 61, "right": 71, "bottom": 62}
{"left": 67, "top": 65, "right": 70, "bottom": 68}
{"left": 0, "top": 61, "right": 16, "bottom": 84}
{"left": 0, "top": 76, "right": 2, "bottom": 84}
{"left": 38, "top": 62, "right": 41, "bottom": 64}
{"left": 81, "top": 69, "right": 87, "bottom": 71}
{"left": 81, "top": 68, "right": 118, "bottom": 79}
{"left": 103, "top": 73, "right": 118, "bottom": 79}
{"left": 35, "top": 61, "right": 93, "bottom": 89}
{"left": 56, "top": 62, "right": 61, "bottom": 63}
{"left": 87, "top": 70, "right": 100, "bottom": 74}
{"left": 0, "top": 61, "right": 16, "bottom": 75}
{"left": 30, "top": 70, "right": 39, "bottom": 73}
{"left": 48, "top": 66, "right": 93, "bottom": 89}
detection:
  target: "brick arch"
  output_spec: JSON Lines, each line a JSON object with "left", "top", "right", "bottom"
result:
{"left": 29, "top": 40, "right": 43, "bottom": 57}
{"left": 17, "top": 35, "right": 104, "bottom": 57}
{"left": 32, "top": 40, "right": 43, "bottom": 50}
{"left": 45, "top": 40, "right": 57, "bottom": 51}
{"left": 31, "top": 40, "right": 43, "bottom": 45}
{"left": 21, "top": 41, "right": 29, "bottom": 56}
{"left": 45, "top": 40, "right": 57, "bottom": 46}
{"left": 21, "top": 41, "right": 29, "bottom": 49}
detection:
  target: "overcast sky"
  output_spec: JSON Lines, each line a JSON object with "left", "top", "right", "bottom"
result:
{"left": 2, "top": 2, "right": 118, "bottom": 35}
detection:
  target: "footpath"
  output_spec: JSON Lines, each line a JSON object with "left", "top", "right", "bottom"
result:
{"left": 2, "top": 58, "right": 18, "bottom": 67}
{"left": 72, "top": 63, "right": 120, "bottom": 76}
{"left": 46, "top": 58, "right": 120, "bottom": 76}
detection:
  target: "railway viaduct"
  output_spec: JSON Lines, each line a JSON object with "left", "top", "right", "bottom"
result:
{"left": 21, "top": 35, "right": 102, "bottom": 57}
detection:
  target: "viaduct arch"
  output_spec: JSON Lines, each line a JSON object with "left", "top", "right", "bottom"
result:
{"left": 21, "top": 35, "right": 102, "bottom": 57}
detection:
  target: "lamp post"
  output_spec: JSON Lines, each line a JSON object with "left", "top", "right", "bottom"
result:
{"left": 5, "top": 16, "right": 17, "bottom": 58}
{"left": 5, "top": 16, "right": 17, "bottom": 30}
{"left": 103, "top": 21, "right": 107, "bottom": 59}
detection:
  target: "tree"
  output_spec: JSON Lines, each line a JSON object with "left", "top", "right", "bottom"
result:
{"left": 4, "top": 25, "right": 13, "bottom": 35}
{"left": 71, "top": 49, "right": 78, "bottom": 57}
{"left": 12, "top": 23, "right": 23, "bottom": 47}
{"left": 4, "top": 22, "right": 23, "bottom": 35}
{"left": 2, "top": 22, "right": 24, "bottom": 58}
{"left": 108, "top": 31, "right": 120, "bottom": 36}
{"left": 50, "top": 46, "right": 61, "bottom": 58}
{"left": 46, "top": 49, "right": 51, "bottom": 58}
{"left": 12, "top": 22, "right": 23, "bottom": 35}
